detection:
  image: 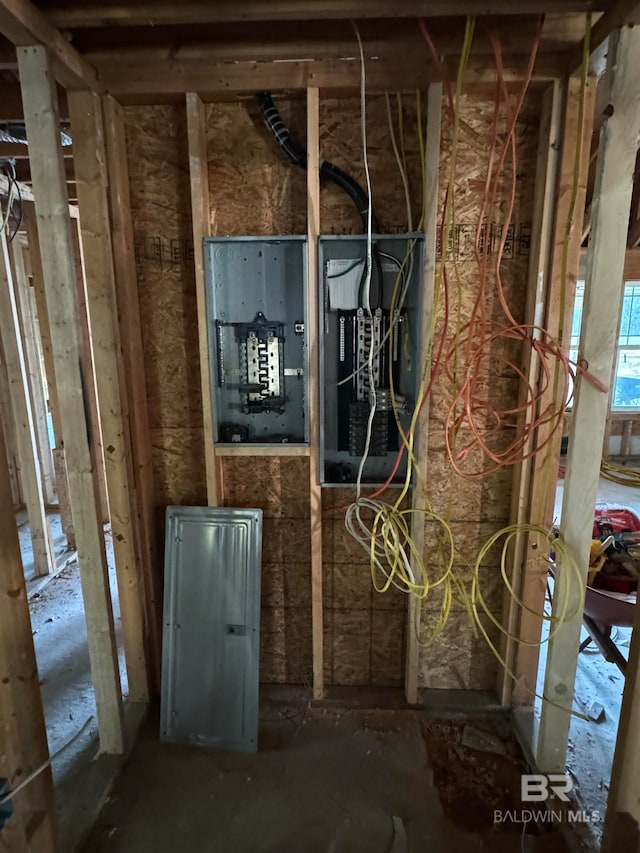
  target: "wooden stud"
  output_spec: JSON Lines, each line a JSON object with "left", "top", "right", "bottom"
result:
{"left": 69, "top": 88, "right": 149, "bottom": 704}
{"left": 499, "top": 81, "right": 562, "bottom": 705}
{"left": 538, "top": 24, "right": 640, "bottom": 774}
{"left": 0, "top": 230, "right": 54, "bottom": 578}
{"left": 513, "top": 75, "right": 597, "bottom": 706}
{"left": 10, "top": 237, "right": 56, "bottom": 506}
{"left": 44, "top": 1, "right": 602, "bottom": 28}
{"left": 17, "top": 44, "right": 124, "bottom": 753}
{"left": 0, "top": 411, "right": 57, "bottom": 851}
{"left": 97, "top": 54, "right": 562, "bottom": 102}
{"left": 103, "top": 93, "right": 161, "bottom": 691}
{"left": 186, "top": 92, "right": 218, "bottom": 506}
{"left": 307, "top": 86, "right": 324, "bottom": 700}
{"left": 0, "top": 348, "right": 21, "bottom": 507}
{"left": 23, "top": 203, "right": 75, "bottom": 548}
{"left": 214, "top": 445, "right": 311, "bottom": 457}
{"left": 405, "top": 83, "right": 442, "bottom": 705}
{"left": 72, "top": 217, "right": 111, "bottom": 525}
{"left": 621, "top": 418, "right": 633, "bottom": 456}
{"left": 0, "top": 0, "right": 99, "bottom": 89}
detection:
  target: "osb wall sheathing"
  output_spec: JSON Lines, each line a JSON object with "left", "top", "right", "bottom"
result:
{"left": 125, "top": 89, "right": 539, "bottom": 691}
{"left": 417, "top": 90, "right": 540, "bottom": 691}
{"left": 125, "top": 100, "right": 311, "bottom": 685}
{"left": 221, "top": 457, "right": 312, "bottom": 684}
{"left": 205, "top": 100, "right": 306, "bottom": 236}
{"left": 124, "top": 104, "right": 206, "bottom": 515}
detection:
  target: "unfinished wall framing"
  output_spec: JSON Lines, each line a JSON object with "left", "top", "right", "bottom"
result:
{"left": 122, "top": 79, "right": 543, "bottom": 694}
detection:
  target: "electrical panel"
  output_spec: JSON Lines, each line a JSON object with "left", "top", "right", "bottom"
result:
{"left": 319, "top": 234, "right": 424, "bottom": 485}
{"left": 205, "top": 237, "right": 308, "bottom": 445}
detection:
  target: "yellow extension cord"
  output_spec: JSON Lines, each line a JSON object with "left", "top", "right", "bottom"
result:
{"left": 343, "top": 15, "right": 593, "bottom": 710}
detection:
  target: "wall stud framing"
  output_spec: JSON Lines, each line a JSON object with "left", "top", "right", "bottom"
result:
{"left": 499, "top": 80, "right": 562, "bottom": 705}
{"left": 513, "top": 74, "right": 596, "bottom": 706}
{"left": 307, "top": 86, "right": 324, "bottom": 700}
{"left": 10, "top": 236, "right": 56, "bottom": 507}
{"left": 405, "top": 82, "right": 442, "bottom": 705}
{"left": 23, "top": 202, "right": 75, "bottom": 548}
{"left": 537, "top": 24, "right": 640, "bottom": 773}
{"left": 18, "top": 44, "right": 124, "bottom": 753}
{"left": 69, "top": 88, "right": 149, "bottom": 704}
{"left": 103, "top": 93, "right": 162, "bottom": 689}
{"left": 0, "top": 229, "right": 54, "bottom": 578}
{"left": 0, "top": 414, "right": 57, "bottom": 851}
{"left": 186, "top": 91, "right": 218, "bottom": 506}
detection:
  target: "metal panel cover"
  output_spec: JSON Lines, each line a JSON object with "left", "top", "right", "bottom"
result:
{"left": 161, "top": 506, "right": 262, "bottom": 752}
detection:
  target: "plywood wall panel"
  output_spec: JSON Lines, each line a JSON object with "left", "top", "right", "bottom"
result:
{"left": 125, "top": 87, "right": 539, "bottom": 694}
{"left": 206, "top": 100, "right": 306, "bottom": 237}
{"left": 416, "top": 90, "right": 540, "bottom": 691}
{"left": 319, "top": 94, "right": 426, "bottom": 234}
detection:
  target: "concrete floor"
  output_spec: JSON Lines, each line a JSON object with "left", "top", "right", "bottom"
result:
{"left": 16, "top": 507, "right": 68, "bottom": 588}
{"left": 82, "top": 706, "right": 563, "bottom": 853}
{"left": 19, "top": 515, "right": 129, "bottom": 850}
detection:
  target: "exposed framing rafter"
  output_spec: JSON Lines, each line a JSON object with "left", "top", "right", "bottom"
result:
{"left": 0, "top": 0, "right": 98, "bottom": 89}
{"left": 96, "top": 54, "right": 562, "bottom": 103}
{"left": 42, "top": 0, "right": 607, "bottom": 28}
{"left": 567, "top": 0, "right": 640, "bottom": 76}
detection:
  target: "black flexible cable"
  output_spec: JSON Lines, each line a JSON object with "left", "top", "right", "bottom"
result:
{"left": 256, "top": 91, "right": 384, "bottom": 308}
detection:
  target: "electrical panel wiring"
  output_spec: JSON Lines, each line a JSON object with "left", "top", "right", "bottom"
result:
{"left": 205, "top": 236, "right": 308, "bottom": 445}
{"left": 319, "top": 233, "right": 424, "bottom": 485}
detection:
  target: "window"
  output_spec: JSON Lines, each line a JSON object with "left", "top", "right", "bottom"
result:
{"left": 568, "top": 280, "right": 640, "bottom": 412}
{"left": 613, "top": 282, "right": 640, "bottom": 410}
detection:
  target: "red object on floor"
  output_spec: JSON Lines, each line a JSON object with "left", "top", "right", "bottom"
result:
{"left": 593, "top": 507, "right": 640, "bottom": 536}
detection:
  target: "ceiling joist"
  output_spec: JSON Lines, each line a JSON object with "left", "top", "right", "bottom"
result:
{"left": 39, "top": 0, "right": 610, "bottom": 29}
{"left": 97, "top": 53, "right": 562, "bottom": 102}
{"left": 0, "top": 0, "right": 98, "bottom": 89}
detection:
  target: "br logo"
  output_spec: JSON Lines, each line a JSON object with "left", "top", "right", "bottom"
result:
{"left": 521, "top": 774, "right": 573, "bottom": 802}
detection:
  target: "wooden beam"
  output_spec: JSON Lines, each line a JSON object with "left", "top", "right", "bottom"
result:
{"left": 538, "top": 24, "right": 640, "bottom": 773}
{"left": 0, "top": 230, "right": 53, "bottom": 577}
{"left": 568, "top": 1, "right": 640, "bottom": 76}
{"left": 500, "top": 81, "right": 562, "bottom": 705}
{"left": 0, "top": 79, "right": 68, "bottom": 121}
{"left": 0, "top": 0, "right": 99, "bottom": 89}
{"left": 72, "top": 218, "right": 110, "bottom": 525}
{"left": 96, "top": 54, "right": 562, "bottom": 102}
{"left": 405, "top": 83, "right": 441, "bottom": 705}
{"left": 0, "top": 347, "right": 22, "bottom": 507}
{"left": 69, "top": 88, "right": 149, "bottom": 703}
{"left": 0, "top": 409, "right": 57, "bottom": 851}
{"left": 0, "top": 171, "right": 80, "bottom": 218}
{"left": 307, "top": 86, "right": 324, "bottom": 700}
{"left": 103, "top": 93, "right": 161, "bottom": 691}
{"left": 14, "top": 157, "right": 75, "bottom": 185}
{"left": 0, "top": 142, "right": 73, "bottom": 159}
{"left": 17, "top": 44, "right": 124, "bottom": 753}
{"left": 44, "top": 1, "right": 607, "bottom": 28}
{"left": 10, "top": 237, "right": 56, "bottom": 506}
{"left": 23, "top": 203, "right": 75, "bottom": 548}
{"left": 186, "top": 92, "right": 217, "bottom": 506}
{"left": 513, "top": 75, "right": 596, "bottom": 706}
{"left": 80, "top": 16, "right": 595, "bottom": 65}
{"left": 214, "top": 444, "right": 310, "bottom": 456}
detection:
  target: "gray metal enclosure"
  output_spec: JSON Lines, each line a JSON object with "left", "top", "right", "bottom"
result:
{"left": 204, "top": 236, "right": 308, "bottom": 445}
{"left": 319, "top": 234, "right": 424, "bottom": 485}
{"left": 161, "top": 507, "right": 263, "bottom": 753}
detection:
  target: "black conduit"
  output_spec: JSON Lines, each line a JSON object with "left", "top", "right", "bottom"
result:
{"left": 256, "top": 91, "right": 383, "bottom": 308}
